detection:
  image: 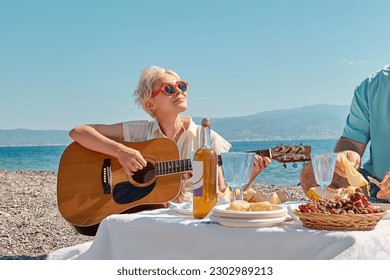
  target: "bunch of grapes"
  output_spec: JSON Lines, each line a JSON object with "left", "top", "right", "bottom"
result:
{"left": 298, "top": 188, "right": 386, "bottom": 215}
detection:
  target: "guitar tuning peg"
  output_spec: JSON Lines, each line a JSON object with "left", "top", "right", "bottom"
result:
{"left": 276, "top": 146, "right": 284, "bottom": 152}
{"left": 283, "top": 163, "right": 287, "bottom": 168}
{"left": 292, "top": 163, "right": 298, "bottom": 168}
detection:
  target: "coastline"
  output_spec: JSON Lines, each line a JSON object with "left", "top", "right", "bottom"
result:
{"left": 0, "top": 169, "right": 306, "bottom": 260}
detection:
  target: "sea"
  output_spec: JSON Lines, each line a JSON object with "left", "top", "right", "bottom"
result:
{"left": 0, "top": 139, "right": 370, "bottom": 186}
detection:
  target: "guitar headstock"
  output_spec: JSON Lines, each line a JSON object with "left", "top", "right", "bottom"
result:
{"left": 269, "top": 144, "right": 311, "bottom": 163}
{"left": 249, "top": 144, "right": 312, "bottom": 167}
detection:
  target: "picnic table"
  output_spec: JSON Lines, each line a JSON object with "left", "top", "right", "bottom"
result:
{"left": 47, "top": 203, "right": 390, "bottom": 260}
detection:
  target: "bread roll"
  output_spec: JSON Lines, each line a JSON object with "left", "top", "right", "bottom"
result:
{"left": 249, "top": 201, "right": 273, "bottom": 211}
{"left": 244, "top": 188, "right": 256, "bottom": 202}
{"left": 228, "top": 200, "right": 251, "bottom": 211}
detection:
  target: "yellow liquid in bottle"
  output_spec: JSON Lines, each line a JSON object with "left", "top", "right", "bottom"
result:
{"left": 193, "top": 148, "right": 218, "bottom": 219}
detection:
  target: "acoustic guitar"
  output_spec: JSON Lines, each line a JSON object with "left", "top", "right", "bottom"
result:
{"left": 57, "top": 138, "right": 311, "bottom": 235}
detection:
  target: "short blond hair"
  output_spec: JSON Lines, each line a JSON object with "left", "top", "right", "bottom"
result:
{"left": 133, "top": 66, "right": 180, "bottom": 117}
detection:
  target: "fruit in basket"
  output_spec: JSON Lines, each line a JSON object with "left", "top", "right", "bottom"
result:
{"left": 297, "top": 188, "right": 386, "bottom": 215}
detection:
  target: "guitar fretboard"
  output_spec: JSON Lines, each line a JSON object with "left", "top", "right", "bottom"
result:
{"left": 250, "top": 149, "right": 271, "bottom": 157}
{"left": 155, "top": 159, "right": 192, "bottom": 176}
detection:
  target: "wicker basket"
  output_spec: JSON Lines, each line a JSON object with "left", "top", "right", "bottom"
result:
{"left": 293, "top": 209, "right": 386, "bottom": 231}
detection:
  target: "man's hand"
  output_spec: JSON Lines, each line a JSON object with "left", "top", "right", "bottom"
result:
{"left": 376, "top": 171, "right": 390, "bottom": 199}
{"left": 334, "top": 150, "right": 361, "bottom": 178}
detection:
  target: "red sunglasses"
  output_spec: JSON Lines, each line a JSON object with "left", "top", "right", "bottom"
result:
{"left": 151, "top": 80, "right": 188, "bottom": 97}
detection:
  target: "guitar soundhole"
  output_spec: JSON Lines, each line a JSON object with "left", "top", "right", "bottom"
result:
{"left": 132, "top": 162, "right": 156, "bottom": 184}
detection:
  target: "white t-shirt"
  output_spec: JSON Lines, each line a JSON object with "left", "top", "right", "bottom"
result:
{"left": 122, "top": 116, "right": 231, "bottom": 195}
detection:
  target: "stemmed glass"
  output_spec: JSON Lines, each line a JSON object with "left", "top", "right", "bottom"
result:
{"left": 221, "top": 152, "right": 255, "bottom": 201}
{"left": 311, "top": 152, "right": 337, "bottom": 200}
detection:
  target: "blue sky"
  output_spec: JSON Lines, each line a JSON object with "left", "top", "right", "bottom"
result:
{"left": 1, "top": 0, "right": 390, "bottom": 130}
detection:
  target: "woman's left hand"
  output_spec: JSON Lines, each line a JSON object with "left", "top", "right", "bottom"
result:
{"left": 253, "top": 154, "right": 272, "bottom": 176}
{"left": 243, "top": 155, "right": 271, "bottom": 191}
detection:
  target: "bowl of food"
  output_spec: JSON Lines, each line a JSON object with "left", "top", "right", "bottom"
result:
{"left": 294, "top": 188, "right": 387, "bottom": 231}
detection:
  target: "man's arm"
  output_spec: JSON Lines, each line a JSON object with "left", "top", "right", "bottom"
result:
{"left": 299, "top": 159, "right": 318, "bottom": 195}
{"left": 334, "top": 137, "right": 366, "bottom": 154}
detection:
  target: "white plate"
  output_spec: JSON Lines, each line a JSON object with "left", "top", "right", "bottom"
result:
{"left": 212, "top": 203, "right": 287, "bottom": 219}
{"left": 372, "top": 203, "right": 390, "bottom": 210}
{"left": 209, "top": 214, "right": 290, "bottom": 228}
{"left": 174, "top": 208, "right": 193, "bottom": 216}
{"left": 372, "top": 203, "right": 390, "bottom": 219}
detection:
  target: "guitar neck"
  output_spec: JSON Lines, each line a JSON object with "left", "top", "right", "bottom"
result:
{"left": 155, "top": 158, "right": 193, "bottom": 176}
{"left": 247, "top": 149, "right": 271, "bottom": 157}
{"left": 155, "top": 155, "right": 223, "bottom": 177}
{"left": 155, "top": 145, "right": 310, "bottom": 177}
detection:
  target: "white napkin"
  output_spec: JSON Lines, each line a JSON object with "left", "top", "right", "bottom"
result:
{"left": 169, "top": 200, "right": 193, "bottom": 210}
{"left": 283, "top": 201, "right": 304, "bottom": 221}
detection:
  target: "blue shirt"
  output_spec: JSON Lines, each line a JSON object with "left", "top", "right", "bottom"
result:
{"left": 342, "top": 64, "right": 390, "bottom": 179}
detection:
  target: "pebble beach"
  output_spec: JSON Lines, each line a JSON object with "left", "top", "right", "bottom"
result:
{"left": 0, "top": 169, "right": 306, "bottom": 260}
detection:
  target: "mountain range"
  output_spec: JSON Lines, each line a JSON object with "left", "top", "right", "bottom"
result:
{"left": 194, "top": 104, "right": 349, "bottom": 141}
{"left": 0, "top": 104, "right": 350, "bottom": 146}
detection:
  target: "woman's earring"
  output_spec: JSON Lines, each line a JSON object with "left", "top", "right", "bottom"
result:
{"left": 148, "top": 106, "right": 156, "bottom": 115}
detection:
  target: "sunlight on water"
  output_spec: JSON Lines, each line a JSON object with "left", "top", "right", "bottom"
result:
{"left": 0, "top": 146, "right": 66, "bottom": 172}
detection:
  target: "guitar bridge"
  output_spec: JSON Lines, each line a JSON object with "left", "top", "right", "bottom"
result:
{"left": 101, "top": 159, "right": 112, "bottom": 194}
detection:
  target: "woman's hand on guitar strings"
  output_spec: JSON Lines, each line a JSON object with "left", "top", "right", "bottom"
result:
{"left": 116, "top": 145, "right": 147, "bottom": 175}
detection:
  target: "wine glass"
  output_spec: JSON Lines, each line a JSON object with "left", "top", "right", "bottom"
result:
{"left": 221, "top": 152, "right": 255, "bottom": 201}
{"left": 236, "top": 152, "right": 255, "bottom": 200}
{"left": 311, "top": 152, "right": 337, "bottom": 200}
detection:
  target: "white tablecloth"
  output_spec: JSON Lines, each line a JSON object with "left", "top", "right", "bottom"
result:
{"left": 47, "top": 205, "right": 390, "bottom": 260}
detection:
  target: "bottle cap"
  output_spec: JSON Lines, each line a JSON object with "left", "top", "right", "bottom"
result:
{"left": 201, "top": 118, "right": 210, "bottom": 128}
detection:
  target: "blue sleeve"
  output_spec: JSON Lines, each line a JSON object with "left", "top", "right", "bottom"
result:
{"left": 341, "top": 81, "right": 370, "bottom": 144}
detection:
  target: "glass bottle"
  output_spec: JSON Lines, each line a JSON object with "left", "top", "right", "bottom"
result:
{"left": 192, "top": 118, "right": 218, "bottom": 218}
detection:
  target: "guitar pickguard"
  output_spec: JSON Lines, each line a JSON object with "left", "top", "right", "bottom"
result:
{"left": 113, "top": 181, "right": 156, "bottom": 204}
